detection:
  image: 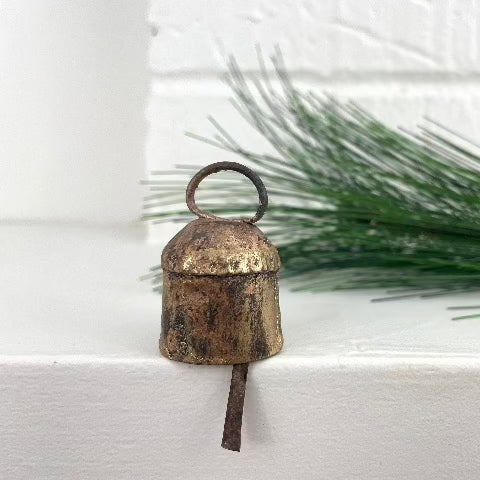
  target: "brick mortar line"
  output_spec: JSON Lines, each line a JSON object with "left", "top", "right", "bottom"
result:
{"left": 151, "top": 70, "right": 480, "bottom": 84}
{"left": 150, "top": 78, "right": 480, "bottom": 98}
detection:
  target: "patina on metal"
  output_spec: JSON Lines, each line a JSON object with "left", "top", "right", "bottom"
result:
{"left": 160, "top": 161, "right": 283, "bottom": 451}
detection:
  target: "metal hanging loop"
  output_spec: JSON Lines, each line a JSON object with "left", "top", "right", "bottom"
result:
{"left": 186, "top": 161, "right": 268, "bottom": 223}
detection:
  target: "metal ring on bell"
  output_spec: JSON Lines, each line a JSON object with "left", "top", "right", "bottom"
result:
{"left": 185, "top": 161, "right": 268, "bottom": 223}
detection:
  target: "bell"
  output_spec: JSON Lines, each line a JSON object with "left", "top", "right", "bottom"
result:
{"left": 160, "top": 161, "right": 283, "bottom": 451}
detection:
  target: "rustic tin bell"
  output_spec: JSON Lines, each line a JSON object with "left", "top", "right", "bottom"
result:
{"left": 160, "top": 161, "right": 283, "bottom": 451}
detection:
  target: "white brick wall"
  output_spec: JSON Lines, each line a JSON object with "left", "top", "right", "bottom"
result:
{"left": 148, "top": 0, "right": 480, "bottom": 194}
{"left": 149, "top": 0, "right": 479, "bottom": 75}
{"left": 147, "top": 0, "right": 480, "bottom": 240}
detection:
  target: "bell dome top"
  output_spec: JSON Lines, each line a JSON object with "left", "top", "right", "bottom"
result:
{"left": 161, "top": 218, "right": 280, "bottom": 276}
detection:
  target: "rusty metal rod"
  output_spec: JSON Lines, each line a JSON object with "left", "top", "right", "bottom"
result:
{"left": 221, "top": 362, "right": 249, "bottom": 452}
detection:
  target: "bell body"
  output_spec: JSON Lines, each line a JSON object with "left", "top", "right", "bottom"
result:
{"left": 160, "top": 218, "right": 283, "bottom": 365}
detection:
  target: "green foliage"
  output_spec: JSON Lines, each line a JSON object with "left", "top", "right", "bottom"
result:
{"left": 143, "top": 51, "right": 480, "bottom": 307}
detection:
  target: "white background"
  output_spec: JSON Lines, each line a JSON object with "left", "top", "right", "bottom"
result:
{"left": 2, "top": 2, "right": 480, "bottom": 479}
{"left": 2, "top": 1, "right": 480, "bottom": 229}
{"left": 0, "top": 0, "right": 148, "bottom": 224}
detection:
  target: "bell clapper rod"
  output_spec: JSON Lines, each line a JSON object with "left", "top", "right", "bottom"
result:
{"left": 221, "top": 362, "right": 249, "bottom": 452}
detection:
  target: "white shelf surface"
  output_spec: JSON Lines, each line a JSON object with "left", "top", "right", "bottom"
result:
{"left": 2, "top": 225, "right": 480, "bottom": 479}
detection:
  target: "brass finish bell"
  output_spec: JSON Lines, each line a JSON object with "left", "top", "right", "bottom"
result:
{"left": 160, "top": 162, "right": 283, "bottom": 451}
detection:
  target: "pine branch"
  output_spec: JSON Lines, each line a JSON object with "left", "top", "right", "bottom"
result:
{"left": 143, "top": 51, "right": 480, "bottom": 313}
